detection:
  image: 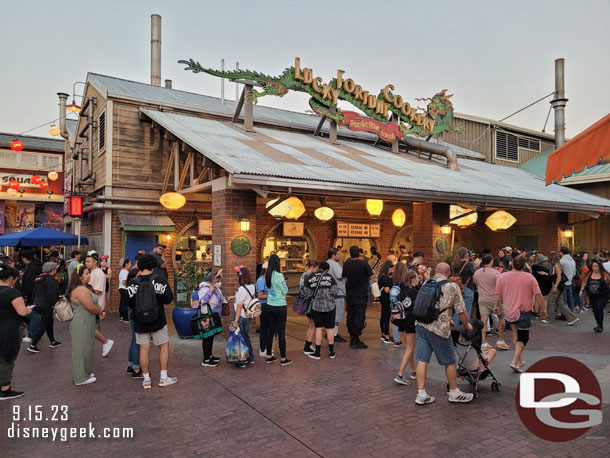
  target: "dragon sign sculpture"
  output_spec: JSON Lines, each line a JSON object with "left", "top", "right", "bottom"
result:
{"left": 179, "top": 57, "right": 463, "bottom": 139}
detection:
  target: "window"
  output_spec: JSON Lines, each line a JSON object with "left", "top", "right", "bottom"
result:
{"left": 495, "top": 131, "right": 519, "bottom": 161}
{"left": 496, "top": 131, "right": 541, "bottom": 161}
{"left": 0, "top": 151, "right": 62, "bottom": 171}
{"left": 42, "top": 155, "right": 60, "bottom": 170}
{"left": 98, "top": 110, "right": 106, "bottom": 154}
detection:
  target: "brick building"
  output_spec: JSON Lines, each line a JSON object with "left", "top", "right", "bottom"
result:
{"left": 56, "top": 73, "right": 610, "bottom": 311}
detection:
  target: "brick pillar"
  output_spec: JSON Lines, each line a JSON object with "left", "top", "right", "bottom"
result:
{"left": 412, "top": 202, "right": 446, "bottom": 267}
{"left": 212, "top": 178, "right": 257, "bottom": 296}
{"left": 538, "top": 212, "right": 560, "bottom": 254}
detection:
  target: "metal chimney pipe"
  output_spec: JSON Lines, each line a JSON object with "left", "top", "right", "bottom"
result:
{"left": 165, "top": 79, "right": 172, "bottom": 89}
{"left": 550, "top": 58, "right": 568, "bottom": 147}
{"left": 151, "top": 14, "right": 162, "bottom": 87}
{"left": 57, "top": 92, "right": 69, "bottom": 139}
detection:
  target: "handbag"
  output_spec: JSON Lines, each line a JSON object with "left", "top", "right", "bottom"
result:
{"left": 293, "top": 274, "right": 322, "bottom": 315}
{"left": 191, "top": 307, "right": 223, "bottom": 340}
{"left": 371, "top": 281, "right": 381, "bottom": 298}
{"left": 53, "top": 296, "right": 74, "bottom": 322}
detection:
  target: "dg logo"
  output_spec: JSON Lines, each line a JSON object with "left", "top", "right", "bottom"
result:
{"left": 516, "top": 356, "right": 603, "bottom": 441}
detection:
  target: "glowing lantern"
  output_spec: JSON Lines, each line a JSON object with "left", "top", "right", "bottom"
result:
{"left": 485, "top": 210, "right": 517, "bottom": 231}
{"left": 284, "top": 197, "right": 306, "bottom": 220}
{"left": 159, "top": 192, "right": 186, "bottom": 210}
{"left": 48, "top": 171, "right": 59, "bottom": 181}
{"left": 450, "top": 205, "right": 478, "bottom": 228}
{"left": 563, "top": 229, "right": 574, "bottom": 238}
{"left": 67, "top": 100, "right": 81, "bottom": 113}
{"left": 49, "top": 125, "right": 61, "bottom": 137}
{"left": 392, "top": 208, "right": 406, "bottom": 227}
{"left": 7, "top": 188, "right": 17, "bottom": 196}
{"left": 10, "top": 140, "right": 23, "bottom": 151}
{"left": 266, "top": 198, "right": 292, "bottom": 218}
{"left": 31, "top": 175, "right": 42, "bottom": 185}
{"left": 39, "top": 181, "right": 49, "bottom": 189}
{"left": 314, "top": 206, "right": 334, "bottom": 222}
{"left": 366, "top": 199, "right": 383, "bottom": 217}
{"left": 8, "top": 180, "right": 20, "bottom": 190}
{"left": 441, "top": 225, "right": 452, "bottom": 235}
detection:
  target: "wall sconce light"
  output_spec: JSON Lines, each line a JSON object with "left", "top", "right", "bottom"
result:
{"left": 239, "top": 215, "right": 250, "bottom": 231}
{"left": 47, "top": 190, "right": 54, "bottom": 199}
{"left": 165, "top": 234, "right": 172, "bottom": 241}
{"left": 563, "top": 229, "right": 574, "bottom": 238}
{"left": 441, "top": 225, "right": 452, "bottom": 235}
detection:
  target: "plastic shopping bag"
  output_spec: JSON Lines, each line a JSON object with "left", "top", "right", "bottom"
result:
{"left": 226, "top": 327, "right": 250, "bottom": 363}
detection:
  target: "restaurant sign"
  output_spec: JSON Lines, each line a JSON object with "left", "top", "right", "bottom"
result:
{"left": 180, "top": 57, "right": 463, "bottom": 139}
{"left": 337, "top": 222, "right": 381, "bottom": 238}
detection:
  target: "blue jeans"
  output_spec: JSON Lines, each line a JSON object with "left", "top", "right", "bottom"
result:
{"left": 564, "top": 284, "right": 575, "bottom": 311}
{"left": 393, "top": 324, "right": 400, "bottom": 342}
{"left": 454, "top": 287, "right": 474, "bottom": 333}
{"left": 26, "top": 309, "right": 40, "bottom": 338}
{"left": 129, "top": 320, "right": 140, "bottom": 370}
{"left": 259, "top": 303, "right": 269, "bottom": 353}
{"left": 238, "top": 316, "right": 254, "bottom": 362}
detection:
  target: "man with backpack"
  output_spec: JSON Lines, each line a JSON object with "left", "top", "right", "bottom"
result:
{"left": 413, "top": 262, "right": 473, "bottom": 405}
{"left": 127, "top": 254, "right": 176, "bottom": 389}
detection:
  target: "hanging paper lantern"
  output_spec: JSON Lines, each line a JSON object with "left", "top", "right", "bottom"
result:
{"left": 284, "top": 197, "right": 306, "bottom": 220}
{"left": 10, "top": 140, "right": 23, "bottom": 151}
{"left": 31, "top": 175, "right": 42, "bottom": 185}
{"left": 49, "top": 125, "right": 61, "bottom": 137}
{"left": 8, "top": 180, "right": 20, "bottom": 190}
{"left": 39, "top": 181, "right": 49, "bottom": 189}
{"left": 450, "top": 205, "right": 478, "bottom": 228}
{"left": 485, "top": 210, "right": 517, "bottom": 231}
{"left": 159, "top": 192, "right": 186, "bottom": 210}
{"left": 366, "top": 199, "right": 383, "bottom": 217}
{"left": 266, "top": 198, "right": 292, "bottom": 218}
{"left": 6, "top": 188, "right": 17, "bottom": 196}
{"left": 48, "top": 171, "right": 59, "bottom": 181}
{"left": 392, "top": 208, "right": 406, "bottom": 227}
{"left": 314, "top": 206, "right": 334, "bottom": 222}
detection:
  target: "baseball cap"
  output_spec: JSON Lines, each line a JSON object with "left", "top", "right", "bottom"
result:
{"left": 504, "top": 246, "right": 513, "bottom": 252}
{"left": 154, "top": 244, "right": 166, "bottom": 249}
{"left": 261, "top": 262, "right": 269, "bottom": 269}
{"left": 413, "top": 251, "right": 424, "bottom": 258}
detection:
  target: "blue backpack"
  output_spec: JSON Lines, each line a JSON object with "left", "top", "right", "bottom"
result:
{"left": 412, "top": 280, "right": 449, "bottom": 324}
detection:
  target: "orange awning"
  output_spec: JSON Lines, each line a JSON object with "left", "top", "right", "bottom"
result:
{"left": 546, "top": 113, "right": 610, "bottom": 184}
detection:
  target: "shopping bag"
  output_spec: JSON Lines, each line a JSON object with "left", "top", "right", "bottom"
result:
{"left": 191, "top": 309, "right": 223, "bottom": 340}
{"left": 226, "top": 328, "right": 250, "bottom": 363}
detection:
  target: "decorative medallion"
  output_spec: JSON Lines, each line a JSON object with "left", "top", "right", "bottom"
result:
{"left": 435, "top": 238, "right": 449, "bottom": 253}
{"left": 231, "top": 236, "right": 251, "bottom": 257}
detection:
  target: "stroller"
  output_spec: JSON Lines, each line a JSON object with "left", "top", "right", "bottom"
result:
{"left": 452, "top": 320, "right": 502, "bottom": 399}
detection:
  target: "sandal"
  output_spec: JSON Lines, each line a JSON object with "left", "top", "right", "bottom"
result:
{"left": 510, "top": 363, "right": 523, "bottom": 373}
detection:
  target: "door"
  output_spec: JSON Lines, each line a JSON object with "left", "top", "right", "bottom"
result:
{"left": 125, "top": 234, "right": 158, "bottom": 262}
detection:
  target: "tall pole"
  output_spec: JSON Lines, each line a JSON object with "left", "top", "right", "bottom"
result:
{"left": 550, "top": 58, "right": 568, "bottom": 148}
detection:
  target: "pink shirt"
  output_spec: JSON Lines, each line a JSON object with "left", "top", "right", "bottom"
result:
{"left": 473, "top": 267, "right": 500, "bottom": 303}
{"left": 495, "top": 271, "right": 541, "bottom": 322}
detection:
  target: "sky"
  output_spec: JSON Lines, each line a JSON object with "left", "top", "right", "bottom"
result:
{"left": 1, "top": 0, "right": 609, "bottom": 140}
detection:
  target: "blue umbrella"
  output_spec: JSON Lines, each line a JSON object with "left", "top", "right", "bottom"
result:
{"left": 0, "top": 227, "right": 88, "bottom": 246}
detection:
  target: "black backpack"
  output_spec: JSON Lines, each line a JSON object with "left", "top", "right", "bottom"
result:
{"left": 134, "top": 276, "right": 159, "bottom": 323}
{"left": 412, "top": 279, "right": 449, "bottom": 324}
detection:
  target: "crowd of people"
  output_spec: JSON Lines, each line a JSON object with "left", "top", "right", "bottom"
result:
{"left": 1, "top": 241, "right": 608, "bottom": 405}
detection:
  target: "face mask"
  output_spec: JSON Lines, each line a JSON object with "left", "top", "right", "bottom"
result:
{"left": 215, "top": 281, "right": 221, "bottom": 288}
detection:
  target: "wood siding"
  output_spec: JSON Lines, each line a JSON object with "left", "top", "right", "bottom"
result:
{"left": 568, "top": 183, "right": 610, "bottom": 251}
{"left": 443, "top": 117, "right": 493, "bottom": 160}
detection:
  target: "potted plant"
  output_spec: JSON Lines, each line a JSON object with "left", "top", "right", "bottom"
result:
{"left": 172, "top": 259, "right": 203, "bottom": 339}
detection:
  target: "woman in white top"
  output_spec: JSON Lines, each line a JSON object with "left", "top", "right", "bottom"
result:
{"left": 118, "top": 258, "right": 131, "bottom": 323}
{"left": 232, "top": 266, "right": 256, "bottom": 368}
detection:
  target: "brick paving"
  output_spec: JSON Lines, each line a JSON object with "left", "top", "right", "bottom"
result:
{"left": 1, "top": 310, "right": 609, "bottom": 457}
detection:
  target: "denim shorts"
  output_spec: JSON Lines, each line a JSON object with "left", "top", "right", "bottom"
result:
{"left": 506, "top": 310, "right": 532, "bottom": 330}
{"left": 415, "top": 325, "right": 456, "bottom": 366}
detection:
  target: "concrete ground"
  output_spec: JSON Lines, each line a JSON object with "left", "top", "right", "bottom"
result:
{"left": 2, "top": 303, "right": 609, "bottom": 457}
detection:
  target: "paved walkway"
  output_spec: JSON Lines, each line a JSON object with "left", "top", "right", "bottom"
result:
{"left": 1, "top": 306, "right": 609, "bottom": 457}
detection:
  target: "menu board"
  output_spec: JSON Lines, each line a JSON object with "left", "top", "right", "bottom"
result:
{"left": 337, "top": 222, "right": 381, "bottom": 238}
{"left": 198, "top": 219, "right": 213, "bottom": 236}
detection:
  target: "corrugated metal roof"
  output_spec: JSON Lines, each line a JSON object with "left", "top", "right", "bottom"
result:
{"left": 140, "top": 108, "right": 610, "bottom": 212}
{"left": 0, "top": 132, "right": 64, "bottom": 152}
{"left": 88, "top": 73, "right": 485, "bottom": 160}
{"left": 118, "top": 212, "right": 175, "bottom": 227}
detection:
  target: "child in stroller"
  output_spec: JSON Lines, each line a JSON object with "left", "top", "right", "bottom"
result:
{"left": 452, "top": 319, "right": 502, "bottom": 398}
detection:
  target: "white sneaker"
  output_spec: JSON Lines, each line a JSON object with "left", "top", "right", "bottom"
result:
{"left": 448, "top": 389, "right": 474, "bottom": 403}
{"left": 102, "top": 339, "right": 114, "bottom": 357}
{"left": 481, "top": 343, "right": 491, "bottom": 351}
{"left": 75, "top": 376, "right": 97, "bottom": 386}
{"left": 568, "top": 318, "right": 580, "bottom": 326}
{"left": 415, "top": 392, "right": 435, "bottom": 405}
{"left": 159, "top": 376, "right": 177, "bottom": 387}
{"left": 22, "top": 336, "right": 32, "bottom": 343}
{"left": 259, "top": 349, "right": 274, "bottom": 357}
